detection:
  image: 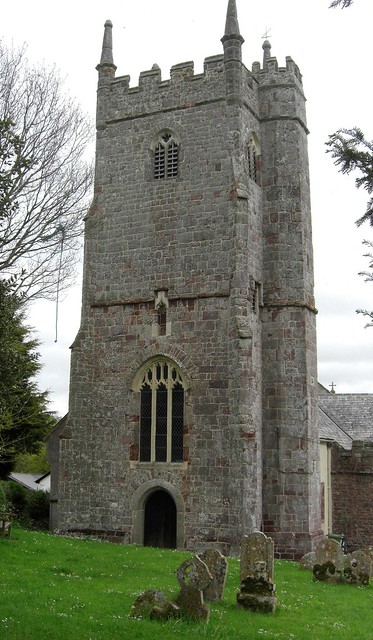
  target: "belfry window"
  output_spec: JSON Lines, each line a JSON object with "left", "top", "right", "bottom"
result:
{"left": 138, "top": 360, "right": 185, "bottom": 463}
{"left": 154, "top": 132, "right": 179, "bottom": 179}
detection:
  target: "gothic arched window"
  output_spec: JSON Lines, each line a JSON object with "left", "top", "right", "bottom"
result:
{"left": 135, "top": 359, "right": 185, "bottom": 463}
{"left": 153, "top": 131, "right": 179, "bottom": 179}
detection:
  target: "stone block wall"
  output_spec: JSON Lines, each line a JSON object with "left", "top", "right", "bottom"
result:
{"left": 57, "top": 8, "right": 322, "bottom": 558}
{"left": 331, "top": 442, "right": 373, "bottom": 550}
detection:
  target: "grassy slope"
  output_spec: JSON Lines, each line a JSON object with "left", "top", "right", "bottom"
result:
{"left": 0, "top": 527, "right": 372, "bottom": 640}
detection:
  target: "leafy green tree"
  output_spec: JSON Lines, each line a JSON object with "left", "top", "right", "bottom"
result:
{"left": 0, "top": 280, "right": 56, "bottom": 478}
{"left": 14, "top": 447, "right": 50, "bottom": 474}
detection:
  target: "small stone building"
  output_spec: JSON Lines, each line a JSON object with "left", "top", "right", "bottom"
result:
{"left": 318, "top": 388, "right": 373, "bottom": 551}
{"left": 52, "top": 0, "right": 323, "bottom": 558}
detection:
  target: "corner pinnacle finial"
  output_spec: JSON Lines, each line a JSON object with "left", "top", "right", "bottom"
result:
{"left": 98, "top": 20, "right": 116, "bottom": 68}
{"left": 262, "top": 39, "right": 272, "bottom": 67}
{"left": 224, "top": 0, "right": 241, "bottom": 38}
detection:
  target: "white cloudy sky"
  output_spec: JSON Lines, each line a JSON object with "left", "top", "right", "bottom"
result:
{"left": 1, "top": 0, "right": 372, "bottom": 415}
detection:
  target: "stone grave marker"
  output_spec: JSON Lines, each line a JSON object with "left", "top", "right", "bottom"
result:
{"left": 299, "top": 551, "right": 316, "bottom": 571}
{"left": 129, "top": 589, "right": 179, "bottom": 620}
{"left": 344, "top": 550, "right": 371, "bottom": 586}
{"left": 313, "top": 538, "right": 344, "bottom": 583}
{"left": 175, "top": 555, "right": 212, "bottom": 622}
{"left": 198, "top": 548, "right": 228, "bottom": 601}
{"left": 362, "top": 546, "right": 373, "bottom": 577}
{"left": 237, "top": 532, "right": 277, "bottom": 613}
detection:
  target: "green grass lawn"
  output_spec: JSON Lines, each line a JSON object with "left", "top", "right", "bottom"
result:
{"left": 0, "top": 527, "right": 372, "bottom": 640}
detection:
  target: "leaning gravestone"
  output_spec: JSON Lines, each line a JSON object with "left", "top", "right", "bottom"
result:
{"left": 129, "top": 589, "right": 179, "bottom": 620}
{"left": 313, "top": 538, "right": 344, "bottom": 583}
{"left": 237, "top": 532, "right": 277, "bottom": 613}
{"left": 198, "top": 548, "right": 228, "bottom": 601}
{"left": 344, "top": 550, "right": 371, "bottom": 586}
{"left": 175, "top": 555, "right": 212, "bottom": 622}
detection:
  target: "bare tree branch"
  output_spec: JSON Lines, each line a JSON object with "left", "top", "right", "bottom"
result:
{"left": 0, "top": 41, "right": 93, "bottom": 301}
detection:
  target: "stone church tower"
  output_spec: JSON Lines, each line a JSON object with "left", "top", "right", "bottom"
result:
{"left": 57, "top": 0, "right": 322, "bottom": 558}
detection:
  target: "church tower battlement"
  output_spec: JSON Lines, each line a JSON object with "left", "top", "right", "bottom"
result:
{"left": 95, "top": 21, "right": 306, "bottom": 133}
{"left": 57, "top": 0, "right": 322, "bottom": 559}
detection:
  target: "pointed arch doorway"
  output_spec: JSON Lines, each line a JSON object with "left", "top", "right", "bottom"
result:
{"left": 144, "top": 490, "right": 177, "bottom": 549}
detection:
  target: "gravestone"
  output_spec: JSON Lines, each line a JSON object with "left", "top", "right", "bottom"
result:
{"left": 198, "top": 548, "right": 228, "bottom": 601}
{"left": 299, "top": 551, "right": 316, "bottom": 571}
{"left": 237, "top": 532, "right": 277, "bottom": 613}
{"left": 175, "top": 555, "right": 212, "bottom": 622}
{"left": 344, "top": 550, "right": 371, "bottom": 586}
{"left": 313, "top": 538, "right": 344, "bottom": 583}
{"left": 129, "top": 589, "right": 179, "bottom": 620}
{"left": 362, "top": 546, "right": 373, "bottom": 577}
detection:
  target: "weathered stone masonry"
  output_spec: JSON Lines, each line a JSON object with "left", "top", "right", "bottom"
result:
{"left": 57, "top": 0, "right": 323, "bottom": 558}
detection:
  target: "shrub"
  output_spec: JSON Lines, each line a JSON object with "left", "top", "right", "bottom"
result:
{"left": 0, "top": 481, "right": 8, "bottom": 513}
{"left": 4, "top": 480, "right": 28, "bottom": 515}
{"left": 27, "top": 490, "right": 50, "bottom": 530}
{"left": 2, "top": 481, "right": 49, "bottom": 529}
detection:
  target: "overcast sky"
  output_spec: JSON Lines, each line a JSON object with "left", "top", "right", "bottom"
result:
{"left": 1, "top": 0, "right": 372, "bottom": 415}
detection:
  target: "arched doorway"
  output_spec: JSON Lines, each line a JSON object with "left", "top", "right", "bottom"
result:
{"left": 144, "top": 490, "right": 177, "bottom": 549}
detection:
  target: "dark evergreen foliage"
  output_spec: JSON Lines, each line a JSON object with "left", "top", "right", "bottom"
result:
{"left": 326, "top": 128, "right": 373, "bottom": 227}
{"left": 329, "top": 0, "right": 354, "bottom": 8}
{"left": 0, "top": 280, "right": 56, "bottom": 477}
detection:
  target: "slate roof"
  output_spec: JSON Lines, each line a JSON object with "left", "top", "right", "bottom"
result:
{"left": 318, "top": 406, "right": 353, "bottom": 450}
{"left": 318, "top": 394, "right": 373, "bottom": 443}
{"left": 8, "top": 472, "right": 50, "bottom": 492}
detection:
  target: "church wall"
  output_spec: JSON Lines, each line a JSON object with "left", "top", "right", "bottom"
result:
{"left": 58, "top": 53, "right": 265, "bottom": 554}
{"left": 258, "top": 61, "right": 321, "bottom": 557}
{"left": 331, "top": 441, "right": 373, "bottom": 551}
{"left": 57, "top": 6, "right": 322, "bottom": 558}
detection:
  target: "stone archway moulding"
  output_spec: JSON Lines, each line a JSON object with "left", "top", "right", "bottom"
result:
{"left": 130, "top": 479, "right": 185, "bottom": 549}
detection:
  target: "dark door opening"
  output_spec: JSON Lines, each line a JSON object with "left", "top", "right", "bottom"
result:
{"left": 144, "top": 490, "right": 177, "bottom": 549}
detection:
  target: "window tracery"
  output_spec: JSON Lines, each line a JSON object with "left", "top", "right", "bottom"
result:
{"left": 136, "top": 359, "right": 185, "bottom": 463}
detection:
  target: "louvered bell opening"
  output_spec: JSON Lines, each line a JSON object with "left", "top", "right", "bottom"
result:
{"left": 154, "top": 144, "right": 165, "bottom": 179}
{"left": 167, "top": 142, "right": 178, "bottom": 177}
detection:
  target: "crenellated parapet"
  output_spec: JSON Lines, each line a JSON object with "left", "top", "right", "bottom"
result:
{"left": 96, "top": 23, "right": 305, "bottom": 133}
{"left": 250, "top": 42, "right": 307, "bottom": 131}
{"left": 99, "top": 55, "right": 230, "bottom": 123}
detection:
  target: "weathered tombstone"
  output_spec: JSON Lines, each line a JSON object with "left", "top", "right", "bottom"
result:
{"left": 313, "top": 538, "right": 344, "bottom": 583}
{"left": 299, "top": 551, "right": 316, "bottom": 571}
{"left": 362, "top": 546, "right": 373, "bottom": 577}
{"left": 198, "top": 548, "right": 228, "bottom": 601}
{"left": 344, "top": 550, "right": 371, "bottom": 586}
{"left": 175, "top": 555, "right": 212, "bottom": 622}
{"left": 129, "top": 589, "right": 178, "bottom": 620}
{"left": 237, "top": 532, "right": 277, "bottom": 613}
